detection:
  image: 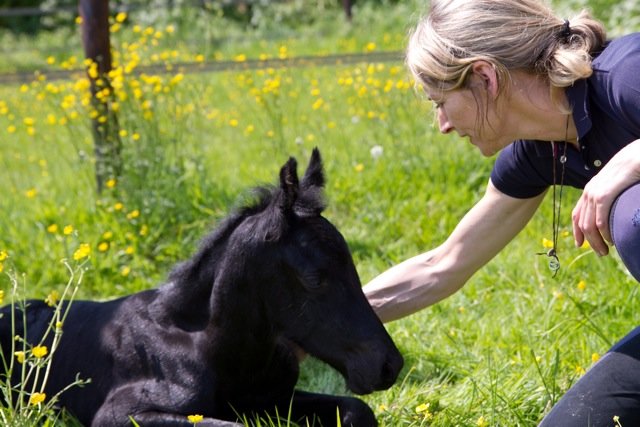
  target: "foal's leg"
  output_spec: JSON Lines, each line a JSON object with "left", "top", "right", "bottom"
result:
{"left": 95, "top": 408, "right": 243, "bottom": 427}
{"left": 288, "top": 390, "right": 377, "bottom": 427}
{"left": 92, "top": 384, "right": 243, "bottom": 427}
{"left": 130, "top": 413, "right": 242, "bottom": 427}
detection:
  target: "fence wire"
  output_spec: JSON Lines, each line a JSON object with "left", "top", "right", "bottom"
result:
{"left": 0, "top": 50, "right": 404, "bottom": 85}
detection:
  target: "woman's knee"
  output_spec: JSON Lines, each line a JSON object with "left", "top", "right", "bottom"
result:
{"left": 609, "top": 182, "right": 640, "bottom": 282}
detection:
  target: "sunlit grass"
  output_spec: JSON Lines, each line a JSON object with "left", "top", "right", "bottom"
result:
{"left": 1, "top": 1, "right": 639, "bottom": 425}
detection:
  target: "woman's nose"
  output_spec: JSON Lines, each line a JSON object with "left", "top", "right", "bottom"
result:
{"left": 437, "top": 109, "right": 454, "bottom": 134}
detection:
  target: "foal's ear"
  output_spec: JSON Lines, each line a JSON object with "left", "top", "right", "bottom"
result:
{"left": 300, "top": 147, "right": 325, "bottom": 190}
{"left": 279, "top": 156, "right": 300, "bottom": 211}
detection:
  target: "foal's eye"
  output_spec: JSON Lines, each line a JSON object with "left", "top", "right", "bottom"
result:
{"left": 299, "top": 271, "right": 325, "bottom": 291}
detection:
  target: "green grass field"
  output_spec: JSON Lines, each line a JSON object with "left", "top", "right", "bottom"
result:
{"left": 1, "top": 0, "right": 640, "bottom": 425}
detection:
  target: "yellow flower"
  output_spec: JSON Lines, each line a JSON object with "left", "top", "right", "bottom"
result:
{"left": 592, "top": 352, "right": 600, "bottom": 363}
{"left": 354, "top": 163, "right": 364, "bottom": 173}
{"left": 32, "top": 345, "right": 48, "bottom": 359}
{"left": 415, "top": 403, "right": 433, "bottom": 420}
{"left": 106, "top": 178, "right": 117, "bottom": 189}
{"left": 73, "top": 243, "right": 91, "bottom": 261}
{"left": 45, "top": 290, "right": 60, "bottom": 307}
{"left": 581, "top": 240, "right": 591, "bottom": 249}
{"left": 577, "top": 280, "right": 587, "bottom": 291}
{"left": 25, "top": 188, "right": 37, "bottom": 198}
{"left": 115, "top": 12, "right": 127, "bottom": 23}
{"left": 29, "top": 392, "right": 46, "bottom": 405}
{"left": 121, "top": 266, "right": 131, "bottom": 277}
{"left": 0, "top": 290, "right": 3, "bottom": 305}
{"left": 98, "top": 242, "right": 109, "bottom": 252}
{"left": 47, "top": 224, "right": 59, "bottom": 234}
{"left": 102, "top": 231, "right": 114, "bottom": 240}
{"left": 63, "top": 225, "right": 74, "bottom": 235}
{"left": 542, "top": 237, "right": 554, "bottom": 249}
{"left": 0, "top": 250, "right": 7, "bottom": 261}
{"left": 114, "top": 202, "right": 124, "bottom": 211}
{"left": 415, "top": 403, "right": 430, "bottom": 414}
{"left": 477, "top": 415, "right": 488, "bottom": 427}
{"left": 187, "top": 414, "right": 203, "bottom": 424}
{"left": 15, "top": 351, "right": 25, "bottom": 364}
{"left": 127, "top": 209, "right": 140, "bottom": 220}
{"left": 170, "top": 73, "right": 184, "bottom": 86}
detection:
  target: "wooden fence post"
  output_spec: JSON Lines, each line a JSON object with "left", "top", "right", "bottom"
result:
{"left": 78, "top": 0, "right": 122, "bottom": 193}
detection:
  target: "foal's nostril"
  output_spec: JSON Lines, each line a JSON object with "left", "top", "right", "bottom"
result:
{"left": 380, "top": 353, "right": 403, "bottom": 388}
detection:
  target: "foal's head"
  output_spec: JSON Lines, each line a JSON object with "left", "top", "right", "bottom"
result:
{"left": 219, "top": 148, "right": 403, "bottom": 394}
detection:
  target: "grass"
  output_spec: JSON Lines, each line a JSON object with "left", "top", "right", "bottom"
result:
{"left": 1, "top": 0, "right": 639, "bottom": 425}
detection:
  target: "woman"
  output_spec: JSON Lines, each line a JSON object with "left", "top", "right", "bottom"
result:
{"left": 363, "top": 0, "right": 640, "bottom": 424}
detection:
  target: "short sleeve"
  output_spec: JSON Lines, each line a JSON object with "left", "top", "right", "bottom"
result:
{"left": 490, "top": 141, "right": 552, "bottom": 199}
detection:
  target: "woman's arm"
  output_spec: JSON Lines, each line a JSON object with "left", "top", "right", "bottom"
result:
{"left": 364, "top": 181, "right": 546, "bottom": 323}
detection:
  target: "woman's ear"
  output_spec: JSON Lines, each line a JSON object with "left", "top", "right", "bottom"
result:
{"left": 471, "top": 61, "right": 499, "bottom": 99}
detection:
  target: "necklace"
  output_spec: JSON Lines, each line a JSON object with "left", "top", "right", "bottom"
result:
{"left": 540, "top": 115, "right": 570, "bottom": 277}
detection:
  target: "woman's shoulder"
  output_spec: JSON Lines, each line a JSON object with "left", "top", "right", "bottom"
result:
{"left": 594, "top": 33, "right": 640, "bottom": 68}
{"left": 590, "top": 32, "right": 640, "bottom": 107}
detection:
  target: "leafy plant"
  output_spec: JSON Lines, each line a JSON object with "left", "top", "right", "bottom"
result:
{"left": 0, "top": 259, "right": 90, "bottom": 426}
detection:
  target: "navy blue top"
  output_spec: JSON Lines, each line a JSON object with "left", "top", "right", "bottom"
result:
{"left": 490, "top": 33, "right": 640, "bottom": 199}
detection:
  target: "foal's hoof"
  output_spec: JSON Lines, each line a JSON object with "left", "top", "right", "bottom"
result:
{"left": 340, "top": 397, "right": 377, "bottom": 427}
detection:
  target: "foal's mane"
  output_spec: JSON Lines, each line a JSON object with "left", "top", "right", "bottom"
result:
{"left": 167, "top": 185, "right": 278, "bottom": 285}
{"left": 168, "top": 150, "right": 326, "bottom": 291}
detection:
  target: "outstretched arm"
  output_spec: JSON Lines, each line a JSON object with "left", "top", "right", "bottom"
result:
{"left": 364, "top": 181, "right": 546, "bottom": 323}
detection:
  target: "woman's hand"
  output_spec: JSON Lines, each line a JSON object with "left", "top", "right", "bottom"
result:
{"left": 572, "top": 139, "right": 640, "bottom": 256}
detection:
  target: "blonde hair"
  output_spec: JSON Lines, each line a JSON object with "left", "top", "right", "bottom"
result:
{"left": 407, "top": 0, "right": 607, "bottom": 95}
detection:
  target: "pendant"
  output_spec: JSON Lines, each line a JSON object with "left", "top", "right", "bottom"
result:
{"left": 547, "top": 248, "right": 560, "bottom": 275}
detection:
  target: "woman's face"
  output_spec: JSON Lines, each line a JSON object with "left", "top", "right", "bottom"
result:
{"left": 427, "top": 73, "right": 513, "bottom": 157}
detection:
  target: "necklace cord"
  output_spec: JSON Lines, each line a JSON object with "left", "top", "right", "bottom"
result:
{"left": 539, "top": 115, "right": 570, "bottom": 276}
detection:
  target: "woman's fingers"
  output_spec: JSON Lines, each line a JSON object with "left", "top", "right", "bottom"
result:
{"left": 572, "top": 190, "right": 611, "bottom": 256}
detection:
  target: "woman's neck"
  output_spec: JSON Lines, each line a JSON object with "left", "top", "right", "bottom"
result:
{"left": 506, "top": 71, "right": 579, "bottom": 145}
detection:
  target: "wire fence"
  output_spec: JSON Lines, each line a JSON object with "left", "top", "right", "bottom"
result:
{"left": 0, "top": 50, "right": 404, "bottom": 85}
{"left": 0, "top": 1, "right": 395, "bottom": 85}
{"left": 0, "top": 0, "right": 237, "bottom": 18}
